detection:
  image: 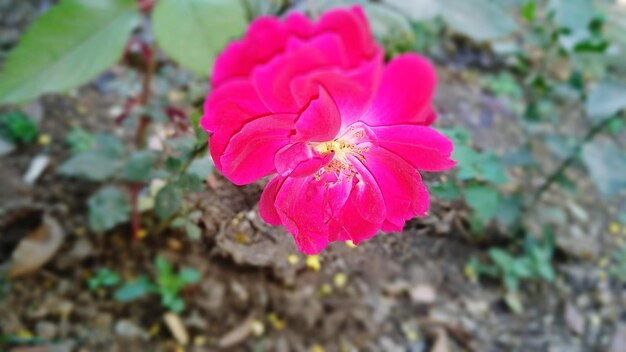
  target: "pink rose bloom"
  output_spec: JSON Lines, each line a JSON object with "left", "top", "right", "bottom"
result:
{"left": 201, "top": 6, "right": 455, "bottom": 254}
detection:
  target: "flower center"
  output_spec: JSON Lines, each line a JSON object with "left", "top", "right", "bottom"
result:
{"left": 311, "top": 125, "right": 373, "bottom": 183}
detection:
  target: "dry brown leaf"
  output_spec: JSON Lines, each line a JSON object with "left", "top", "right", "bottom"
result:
{"left": 7, "top": 214, "right": 65, "bottom": 277}
{"left": 218, "top": 314, "right": 255, "bottom": 348}
{"left": 163, "top": 312, "right": 189, "bottom": 346}
{"left": 431, "top": 327, "right": 449, "bottom": 352}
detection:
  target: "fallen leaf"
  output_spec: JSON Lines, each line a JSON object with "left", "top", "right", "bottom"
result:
{"left": 565, "top": 302, "right": 585, "bottom": 335}
{"left": 7, "top": 214, "right": 65, "bottom": 277}
{"left": 431, "top": 328, "right": 449, "bottom": 352}
{"left": 218, "top": 314, "right": 255, "bottom": 348}
{"left": 163, "top": 312, "right": 189, "bottom": 346}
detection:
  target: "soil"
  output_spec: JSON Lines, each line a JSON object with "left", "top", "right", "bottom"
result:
{"left": 1, "top": 1, "right": 625, "bottom": 352}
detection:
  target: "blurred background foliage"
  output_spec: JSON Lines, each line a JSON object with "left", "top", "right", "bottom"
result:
{"left": 0, "top": 0, "right": 626, "bottom": 348}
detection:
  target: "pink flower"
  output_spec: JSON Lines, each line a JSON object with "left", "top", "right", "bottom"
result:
{"left": 201, "top": 6, "right": 455, "bottom": 254}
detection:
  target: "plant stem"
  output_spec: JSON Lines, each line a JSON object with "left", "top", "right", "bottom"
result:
{"left": 528, "top": 115, "right": 621, "bottom": 206}
{"left": 130, "top": 183, "right": 142, "bottom": 240}
{"left": 130, "top": 41, "right": 156, "bottom": 240}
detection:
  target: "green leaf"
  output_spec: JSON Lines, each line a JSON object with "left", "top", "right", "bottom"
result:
{"left": 88, "top": 268, "right": 121, "bottom": 290}
{"left": 154, "top": 184, "right": 182, "bottom": 219}
{"left": 114, "top": 276, "right": 154, "bottom": 302}
{"left": 186, "top": 156, "right": 214, "bottom": 179}
{"left": 464, "top": 184, "right": 501, "bottom": 223}
{"left": 93, "top": 133, "right": 125, "bottom": 158}
{"left": 0, "top": 0, "right": 140, "bottom": 104}
{"left": 489, "top": 248, "right": 515, "bottom": 270}
{"left": 59, "top": 151, "right": 122, "bottom": 181}
{"left": 176, "top": 174, "right": 204, "bottom": 192}
{"left": 581, "top": 141, "right": 626, "bottom": 198}
{"left": 122, "top": 150, "right": 158, "bottom": 182}
{"left": 362, "top": 3, "right": 416, "bottom": 55}
{"left": 88, "top": 186, "right": 130, "bottom": 232}
{"left": 521, "top": 0, "right": 536, "bottom": 22}
{"left": 430, "top": 178, "right": 462, "bottom": 200}
{"left": 586, "top": 81, "right": 626, "bottom": 122}
{"left": 185, "top": 222, "right": 202, "bottom": 240}
{"left": 152, "top": 0, "right": 248, "bottom": 76}
{"left": 504, "top": 292, "right": 524, "bottom": 313}
{"left": 66, "top": 127, "right": 96, "bottom": 154}
{"left": 440, "top": 0, "right": 518, "bottom": 42}
{"left": 494, "top": 196, "right": 522, "bottom": 228}
{"left": 0, "top": 112, "right": 38, "bottom": 144}
{"left": 549, "top": 0, "right": 593, "bottom": 33}
{"left": 190, "top": 111, "right": 208, "bottom": 146}
{"left": 180, "top": 267, "right": 201, "bottom": 284}
{"left": 384, "top": 0, "right": 440, "bottom": 22}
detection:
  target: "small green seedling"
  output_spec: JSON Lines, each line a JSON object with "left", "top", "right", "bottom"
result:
{"left": 87, "top": 267, "right": 121, "bottom": 291}
{"left": 0, "top": 111, "right": 38, "bottom": 144}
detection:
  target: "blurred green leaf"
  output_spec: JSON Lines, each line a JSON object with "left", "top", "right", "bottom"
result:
{"left": 586, "top": 80, "right": 626, "bottom": 122}
{"left": 521, "top": 0, "right": 536, "bottom": 22}
{"left": 549, "top": 0, "right": 593, "bottom": 33}
{"left": 176, "top": 173, "right": 204, "bottom": 192}
{"left": 88, "top": 268, "right": 121, "bottom": 290}
{"left": 180, "top": 267, "right": 201, "bottom": 284}
{"left": 440, "top": 0, "right": 518, "bottom": 42}
{"left": 88, "top": 186, "right": 130, "bottom": 232}
{"left": 122, "top": 150, "right": 158, "bottom": 182}
{"left": 114, "top": 276, "right": 154, "bottom": 302}
{"left": 0, "top": 0, "right": 140, "bottom": 104}
{"left": 59, "top": 152, "right": 122, "bottom": 181}
{"left": 464, "top": 184, "right": 501, "bottom": 224}
{"left": 186, "top": 156, "right": 214, "bottom": 180}
{"left": 152, "top": 0, "right": 248, "bottom": 76}
{"left": 185, "top": 222, "right": 202, "bottom": 240}
{"left": 190, "top": 111, "right": 208, "bottom": 146}
{"left": 430, "top": 178, "right": 462, "bottom": 200}
{"left": 0, "top": 112, "right": 38, "bottom": 144}
{"left": 384, "top": 0, "right": 439, "bottom": 22}
{"left": 581, "top": 140, "right": 626, "bottom": 198}
{"left": 66, "top": 127, "right": 96, "bottom": 155}
{"left": 93, "top": 133, "right": 125, "bottom": 158}
{"left": 155, "top": 184, "right": 182, "bottom": 219}
{"left": 363, "top": 3, "right": 416, "bottom": 55}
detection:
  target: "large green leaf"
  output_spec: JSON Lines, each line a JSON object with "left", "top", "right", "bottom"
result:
{"left": 549, "top": 0, "right": 593, "bottom": 33}
{"left": 582, "top": 141, "right": 626, "bottom": 198}
{"left": 152, "top": 0, "right": 248, "bottom": 77}
{"left": 440, "top": 0, "right": 518, "bottom": 42}
{"left": 586, "top": 80, "right": 626, "bottom": 122}
{"left": 384, "top": 0, "right": 439, "bottom": 21}
{"left": 0, "top": 0, "right": 140, "bottom": 104}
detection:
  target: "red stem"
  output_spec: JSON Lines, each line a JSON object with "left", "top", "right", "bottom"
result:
{"left": 130, "top": 183, "right": 141, "bottom": 240}
{"left": 129, "top": 40, "right": 156, "bottom": 240}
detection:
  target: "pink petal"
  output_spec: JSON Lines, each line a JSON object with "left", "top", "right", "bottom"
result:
{"left": 285, "top": 11, "right": 314, "bottom": 37}
{"left": 329, "top": 168, "right": 385, "bottom": 244}
{"left": 201, "top": 79, "right": 270, "bottom": 170}
{"left": 293, "top": 86, "right": 341, "bottom": 142}
{"left": 274, "top": 142, "right": 330, "bottom": 177}
{"left": 372, "top": 125, "right": 455, "bottom": 172}
{"left": 353, "top": 147, "right": 430, "bottom": 230}
{"left": 212, "top": 17, "right": 289, "bottom": 87}
{"left": 220, "top": 114, "right": 297, "bottom": 185}
{"left": 275, "top": 176, "right": 330, "bottom": 254}
{"left": 290, "top": 51, "right": 383, "bottom": 124}
{"left": 259, "top": 176, "right": 286, "bottom": 226}
{"left": 361, "top": 53, "right": 437, "bottom": 126}
{"left": 314, "top": 6, "right": 377, "bottom": 65}
{"left": 252, "top": 33, "right": 349, "bottom": 112}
